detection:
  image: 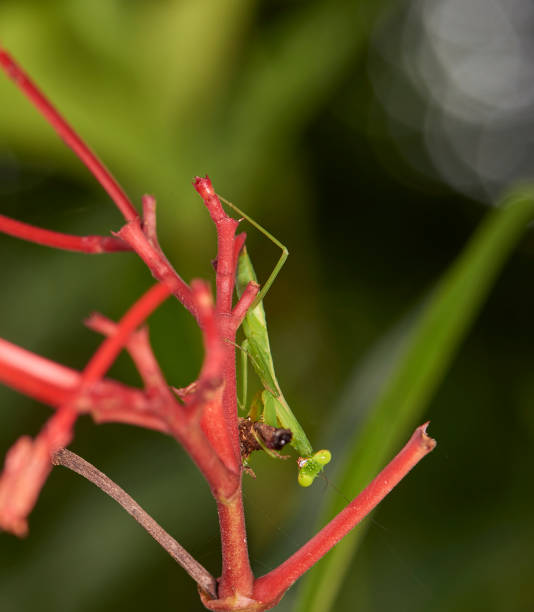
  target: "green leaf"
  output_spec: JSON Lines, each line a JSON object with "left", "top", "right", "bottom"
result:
{"left": 293, "top": 186, "right": 534, "bottom": 612}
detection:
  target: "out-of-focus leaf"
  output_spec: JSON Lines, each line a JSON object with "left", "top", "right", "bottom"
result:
{"left": 294, "top": 186, "right": 534, "bottom": 612}
{"left": 210, "top": 0, "right": 393, "bottom": 198}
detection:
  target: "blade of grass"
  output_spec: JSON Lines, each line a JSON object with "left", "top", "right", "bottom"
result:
{"left": 294, "top": 186, "right": 534, "bottom": 612}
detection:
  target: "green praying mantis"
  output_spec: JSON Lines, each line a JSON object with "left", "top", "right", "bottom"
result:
{"left": 221, "top": 197, "right": 332, "bottom": 487}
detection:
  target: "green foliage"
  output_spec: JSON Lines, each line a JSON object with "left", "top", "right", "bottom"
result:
{"left": 294, "top": 186, "right": 534, "bottom": 611}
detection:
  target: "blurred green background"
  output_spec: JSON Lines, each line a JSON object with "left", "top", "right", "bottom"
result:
{"left": 1, "top": 1, "right": 534, "bottom": 611}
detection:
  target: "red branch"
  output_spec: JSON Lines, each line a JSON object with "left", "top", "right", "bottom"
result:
{"left": 232, "top": 279, "right": 260, "bottom": 329}
{"left": 193, "top": 177, "right": 241, "bottom": 469}
{"left": 0, "top": 337, "right": 173, "bottom": 433}
{"left": 0, "top": 282, "right": 174, "bottom": 535}
{"left": 0, "top": 48, "right": 138, "bottom": 223}
{"left": 0, "top": 337, "right": 79, "bottom": 405}
{"left": 82, "top": 282, "right": 172, "bottom": 385}
{"left": 86, "top": 314, "right": 167, "bottom": 393}
{"left": 0, "top": 214, "right": 130, "bottom": 253}
{"left": 252, "top": 423, "right": 436, "bottom": 605}
{"left": 194, "top": 177, "right": 257, "bottom": 598}
{"left": 0, "top": 46, "right": 439, "bottom": 612}
{"left": 117, "top": 218, "right": 197, "bottom": 319}
{"left": 164, "top": 280, "right": 239, "bottom": 500}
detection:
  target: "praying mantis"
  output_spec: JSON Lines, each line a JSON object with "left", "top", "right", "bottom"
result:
{"left": 221, "top": 197, "right": 332, "bottom": 487}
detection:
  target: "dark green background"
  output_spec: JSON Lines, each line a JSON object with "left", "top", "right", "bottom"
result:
{"left": 0, "top": 2, "right": 533, "bottom": 611}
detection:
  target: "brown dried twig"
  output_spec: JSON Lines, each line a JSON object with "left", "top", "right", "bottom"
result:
{"left": 52, "top": 448, "right": 218, "bottom": 600}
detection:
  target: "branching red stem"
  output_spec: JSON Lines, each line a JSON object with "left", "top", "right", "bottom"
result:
{"left": 0, "top": 48, "right": 138, "bottom": 223}
{"left": 164, "top": 281, "right": 240, "bottom": 500}
{"left": 82, "top": 282, "right": 172, "bottom": 385}
{"left": 117, "top": 219, "right": 197, "bottom": 319}
{"left": 85, "top": 314, "right": 168, "bottom": 393}
{"left": 0, "top": 337, "right": 173, "bottom": 433}
{"left": 193, "top": 177, "right": 255, "bottom": 598}
{"left": 0, "top": 46, "right": 438, "bottom": 611}
{"left": 193, "top": 177, "right": 241, "bottom": 470}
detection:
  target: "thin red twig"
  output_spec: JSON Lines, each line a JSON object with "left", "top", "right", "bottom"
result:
{"left": 85, "top": 314, "right": 168, "bottom": 393}
{"left": 82, "top": 282, "right": 172, "bottom": 385}
{"left": 252, "top": 423, "right": 436, "bottom": 604}
{"left": 0, "top": 337, "right": 79, "bottom": 405}
{"left": 117, "top": 218, "right": 197, "bottom": 319}
{"left": 232, "top": 280, "right": 260, "bottom": 329}
{"left": 0, "top": 214, "right": 131, "bottom": 253}
{"left": 0, "top": 48, "right": 139, "bottom": 223}
{"left": 0, "top": 337, "right": 173, "bottom": 433}
{"left": 194, "top": 177, "right": 239, "bottom": 315}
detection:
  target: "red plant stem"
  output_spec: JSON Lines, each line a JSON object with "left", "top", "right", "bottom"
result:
{"left": 189, "top": 280, "right": 225, "bottom": 393}
{"left": 0, "top": 48, "right": 139, "bottom": 223}
{"left": 117, "top": 219, "right": 197, "bottom": 319}
{"left": 0, "top": 338, "right": 79, "bottom": 405}
{"left": 86, "top": 314, "right": 167, "bottom": 393}
{"left": 0, "top": 282, "right": 175, "bottom": 534}
{"left": 252, "top": 423, "right": 437, "bottom": 603}
{"left": 194, "top": 177, "right": 239, "bottom": 315}
{"left": 216, "top": 493, "right": 254, "bottom": 600}
{"left": 193, "top": 177, "right": 255, "bottom": 598}
{"left": 171, "top": 420, "right": 239, "bottom": 501}
{"left": 233, "top": 232, "right": 247, "bottom": 273}
{"left": 193, "top": 177, "right": 241, "bottom": 468}
{"left": 166, "top": 280, "right": 240, "bottom": 499}
{"left": 0, "top": 214, "right": 130, "bottom": 253}
{"left": 141, "top": 195, "right": 158, "bottom": 247}
{"left": 232, "top": 280, "right": 260, "bottom": 329}
{"left": 82, "top": 282, "right": 172, "bottom": 385}
{"left": 0, "top": 336, "right": 172, "bottom": 432}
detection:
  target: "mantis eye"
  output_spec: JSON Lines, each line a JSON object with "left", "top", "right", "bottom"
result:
{"left": 314, "top": 449, "right": 332, "bottom": 466}
{"left": 272, "top": 430, "right": 292, "bottom": 449}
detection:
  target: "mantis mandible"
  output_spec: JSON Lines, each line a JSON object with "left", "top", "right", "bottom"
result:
{"left": 221, "top": 196, "right": 332, "bottom": 487}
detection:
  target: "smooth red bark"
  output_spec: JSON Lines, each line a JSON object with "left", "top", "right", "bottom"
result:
{"left": 117, "top": 218, "right": 197, "bottom": 319}
{"left": 0, "top": 48, "right": 138, "bottom": 223}
{"left": 0, "top": 214, "right": 130, "bottom": 253}
{"left": 252, "top": 423, "right": 436, "bottom": 605}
